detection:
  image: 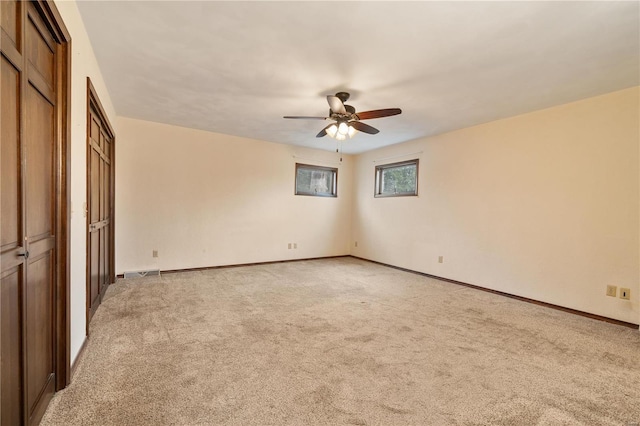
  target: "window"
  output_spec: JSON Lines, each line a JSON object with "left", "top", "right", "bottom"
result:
{"left": 375, "top": 159, "right": 419, "bottom": 197}
{"left": 295, "top": 163, "right": 338, "bottom": 197}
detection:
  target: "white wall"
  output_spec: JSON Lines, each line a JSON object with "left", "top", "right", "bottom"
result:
{"left": 352, "top": 87, "right": 639, "bottom": 325}
{"left": 55, "top": 0, "right": 117, "bottom": 364}
{"left": 115, "top": 117, "right": 352, "bottom": 273}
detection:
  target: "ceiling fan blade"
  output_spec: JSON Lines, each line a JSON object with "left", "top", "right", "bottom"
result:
{"left": 316, "top": 123, "right": 335, "bottom": 138}
{"left": 350, "top": 121, "right": 379, "bottom": 135}
{"left": 355, "top": 108, "right": 402, "bottom": 120}
{"left": 326, "top": 96, "right": 347, "bottom": 115}
{"left": 283, "top": 116, "right": 328, "bottom": 120}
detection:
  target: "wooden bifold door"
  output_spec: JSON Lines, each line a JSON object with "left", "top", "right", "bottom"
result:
{"left": 1, "top": 1, "right": 70, "bottom": 425}
{"left": 86, "top": 79, "right": 115, "bottom": 325}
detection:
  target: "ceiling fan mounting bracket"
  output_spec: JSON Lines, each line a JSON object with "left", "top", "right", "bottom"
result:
{"left": 335, "top": 92, "right": 350, "bottom": 103}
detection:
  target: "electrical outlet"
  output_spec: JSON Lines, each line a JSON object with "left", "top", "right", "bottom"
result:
{"left": 438, "top": 256, "right": 444, "bottom": 264}
{"left": 620, "top": 288, "right": 630, "bottom": 300}
{"left": 152, "top": 250, "right": 158, "bottom": 258}
{"left": 606, "top": 285, "right": 617, "bottom": 297}
{"left": 288, "top": 243, "right": 292, "bottom": 249}
{"left": 354, "top": 241, "right": 358, "bottom": 248}
{"left": 293, "top": 243, "right": 297, "bottom": 249}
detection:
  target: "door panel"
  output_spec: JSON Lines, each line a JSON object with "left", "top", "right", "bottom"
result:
{"left": 25, "top": 254, "right": 54, "bottom": 413}
{"left": 99, "top": 155, "right": 105, "bottom": 219}
{"left": 0, "top": 0, "right": 20, "bottom": 48}
{"left": 90, "top": 116, "right": 99, "bottom": 144}
{"left": 1, "top": 57, "right": 21, "bottom": 249}
{"left": 90, "top": 231, "right": 100, "bottom": 309}
{"left": 1, "top": 270, "right": 23, "bottom": 426}
{"left": 100, "top": 227, "right": 106, "bottom": 294}
{"left": 25, "top": 86, "right": 54, "bottom": 239}
{"left": 103, "top": 224, "right": 110, "bottom": 294}
{"left": 23, "top": 5, "right": 57, "bottom": 422}
{"left": 90, "top": 149, "right": 100, "bottom": 222}
{"left": 88, "top": 138, "right": 102, "bottom": 319}
{"left": 25, "top": 12, "right": 54, "bottom": 88}
{"left": 0, "top": 42, "right": 25, "bottom": 426}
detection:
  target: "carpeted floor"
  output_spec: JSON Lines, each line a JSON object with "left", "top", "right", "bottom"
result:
{"left": 41, "top": 257, "right": 640, "bottom": 425}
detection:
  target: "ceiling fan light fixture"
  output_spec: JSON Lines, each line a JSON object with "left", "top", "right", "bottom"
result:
{"left": 328, "top": 122, "right": 355, "bottom": 140}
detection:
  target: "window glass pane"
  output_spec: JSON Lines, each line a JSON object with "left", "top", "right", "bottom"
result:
{"left": 381, "top": 164, "right": 416, "bottom": 195}
{"left": 295, "top": 164, "right": 337, "bottom": 197}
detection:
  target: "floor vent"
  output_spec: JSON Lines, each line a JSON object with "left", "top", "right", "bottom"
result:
{"left": 123, "top": 269, "right": 161, "bottom": 279}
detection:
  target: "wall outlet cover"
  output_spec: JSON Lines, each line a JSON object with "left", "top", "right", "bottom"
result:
{"left": 620, "top": 288, "right": 630, "bottom": 300}
{"left": 606, "top": 285, "right": 617, "bottom": 297}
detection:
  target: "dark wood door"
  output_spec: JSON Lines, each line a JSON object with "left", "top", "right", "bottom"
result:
{"left": 86, "top": 83, "right": 114, "bottom": 324}
{"left": 1, "top": 1, "right": 70, "bottom": 424}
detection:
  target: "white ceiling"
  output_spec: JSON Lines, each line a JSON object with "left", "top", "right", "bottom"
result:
{"left": 78, "top": 1, "right": 639, "bottom": 154}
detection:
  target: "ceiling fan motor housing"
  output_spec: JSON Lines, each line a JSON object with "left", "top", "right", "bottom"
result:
{"left": 330, "top": 104, "right": 356, "bottom": 117}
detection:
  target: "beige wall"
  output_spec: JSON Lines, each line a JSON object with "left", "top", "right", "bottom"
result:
{"left": 54, "top": 0, "right": 118, "bottom": 364}
{"left": 52, "top": 0, "right": 639, "bottom": 383}
{"left": 352, "top": 87, "right": 639, "bottom": 325}
{"left": 54, "top": 0, "right": 640, "bottom": 368}
{"left": 115, "top": 117, "right": 352, "bottom": 274}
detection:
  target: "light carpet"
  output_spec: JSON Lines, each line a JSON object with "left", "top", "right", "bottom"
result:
{"left": 41, "top": 257, "right": 640, "bottom": 425}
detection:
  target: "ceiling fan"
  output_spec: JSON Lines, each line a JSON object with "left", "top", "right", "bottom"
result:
{"left": 284, "top": 92, "right": 402, "bottom": 140}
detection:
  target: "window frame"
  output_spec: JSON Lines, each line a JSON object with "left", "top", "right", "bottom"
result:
{"left": 295, "top": 163, "right": 338, "bottom": 197}
{"left": 374, "top": 159, "right": 419, "bottom": 198}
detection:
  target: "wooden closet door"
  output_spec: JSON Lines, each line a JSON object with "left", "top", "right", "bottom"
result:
{"left": 1, "top": 2, "right": 25, "bottom": 422}
{"left": 87, "top": 93, "right": 114, "bottom": 324}
{"left": 1, "top": 1, "right": 70, "bottom": 424}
